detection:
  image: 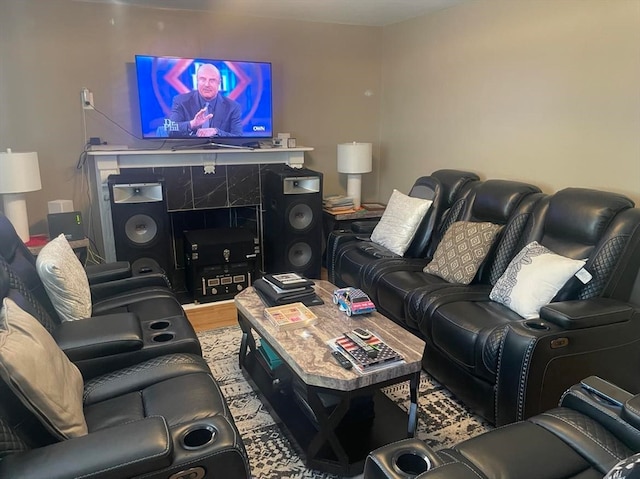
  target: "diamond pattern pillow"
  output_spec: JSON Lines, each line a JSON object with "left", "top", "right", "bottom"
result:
{"left": 424, "top": 221, "right": 502, "bottom": 285}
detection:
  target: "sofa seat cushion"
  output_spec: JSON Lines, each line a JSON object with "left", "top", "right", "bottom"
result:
{"left": 375, "top": 270, "right": 451, "bottom": 327}
{"left": 429, "top": 300, "right": 520, "bottom": 382}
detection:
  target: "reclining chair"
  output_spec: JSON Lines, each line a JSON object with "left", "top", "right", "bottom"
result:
{"left": 0, "top": 276, "right": 250, "bottom": 479}
{"left": 364, "top": 376, "right": 640, "bottom": 479}
{"left": 0, "top": 214, "right": 201, "bottom": 377}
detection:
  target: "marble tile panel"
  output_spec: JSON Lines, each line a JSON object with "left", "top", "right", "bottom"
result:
{"left": 154, "top": 166, "right": 193, "bottom": 211}
{"left": 192, "top": 165, "right": 228, "bottom": 209}
{"left": 228, "top": 165, "right": 261, "bottom": 206}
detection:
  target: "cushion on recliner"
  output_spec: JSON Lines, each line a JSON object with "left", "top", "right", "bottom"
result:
{"left": 370, "top": 189, "right": 433, "bottom": 256}
{"left": 424, "top": 221, "right": 502, "bottom": 285}
{"left": 0, "top": 298, "right": 87, "bottom": 439}
{"left": 489, "top": 241, "right": 586, "bottom": 319}
{"left": 36, "top": 234, "right": 91, "bottom": 321}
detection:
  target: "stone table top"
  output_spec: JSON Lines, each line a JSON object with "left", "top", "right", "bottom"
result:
{"left": 235, "top": 280, "right": 426, "bottom": 391}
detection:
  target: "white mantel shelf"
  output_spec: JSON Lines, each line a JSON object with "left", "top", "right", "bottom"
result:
{"left": 87, "top": 146, "right": 313, "bottom": 262}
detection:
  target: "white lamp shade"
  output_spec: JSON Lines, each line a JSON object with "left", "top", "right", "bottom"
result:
{"left": 0, "top": 149, "right": 42, "bottom": 193}
{"left": 337, "top": 142, "right": 372, "bottom": 174}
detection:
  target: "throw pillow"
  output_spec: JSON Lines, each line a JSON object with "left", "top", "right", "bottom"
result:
{"left": 424, "top": 221, "right": 502, "bottom": 285}
{"left": 0, "top": 297, "right": 87, "bottom": 439}
{"left": 489, "top": 241, "right": 586, "bottom": 319}
{"left": 36, "top": 234, "right": 91, "bottom": 322}
{"left": 370, "top": 189, "right": 433, "bottom": 256}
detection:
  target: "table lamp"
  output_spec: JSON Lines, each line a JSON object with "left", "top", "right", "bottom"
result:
{"left": 0, "top": 148, "right": 42, "bottom": 242}
{"left": 337, "top": 142, "right": 372, "bottom": 209}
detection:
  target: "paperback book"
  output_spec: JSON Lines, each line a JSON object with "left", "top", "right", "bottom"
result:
{"left": 264, "top": 302, "right": 318, "bottom": 331}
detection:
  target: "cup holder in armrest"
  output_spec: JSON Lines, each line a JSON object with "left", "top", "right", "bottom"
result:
{"left": 149, "top": 320, "right": 171, "bottom": 330}
{"left": 524, "top": 320, "right": 550, "bottom": 331}
{"left": 392, "top": 449, "right": 432, "bottom": 477}
{"left": 182, "top": 425, "right": 217, "bottom": 450}
{"left": 152, "top": 332, "right": 175, "bottom": 343}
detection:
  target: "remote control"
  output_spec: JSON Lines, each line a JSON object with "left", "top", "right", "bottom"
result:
{"left": 353, "top": 328, "right": 372, "bottom": 340}
{"left": 345, "top": 331, "right": 378, "bottom": 358}
{"left": 332, "top": 350, "right": 353, "bottom": 369}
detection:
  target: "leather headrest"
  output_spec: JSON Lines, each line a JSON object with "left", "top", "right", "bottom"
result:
{"left": 545, "top": 188, "right": 634, "bottom": 246}
{"left": 431, "top": 169, "right": 480, "bottom": 206}
{"left": 409, "top": 176, "right": 440, "bottom": 201}
{"left": 470, "top": 180, "right": 541, "bottom": 224}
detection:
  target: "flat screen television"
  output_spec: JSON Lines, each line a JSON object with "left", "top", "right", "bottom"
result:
{"left": 135, "top": 55, "right": 273, "bottom": 144}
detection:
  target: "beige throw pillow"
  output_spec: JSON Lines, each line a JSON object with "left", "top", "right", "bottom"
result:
{"left": 370, "top": 189, "right": 433, "bottom": 256}
{"left": 36, "top": 234, "right": 91, "bottom": 321}
{"left": 424, "top": 221, "right": 502, "bottom": 285}
{"left": 0, "top": 298, "right": 87, "bottom": 439}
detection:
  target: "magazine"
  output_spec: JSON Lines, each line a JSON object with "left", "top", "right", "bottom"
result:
{"left": 263, "top": 273, "right": 315, "bottom": 290}
{"left": 264, "top": 302, "right": 318, "bottom": 331}
{"left": 328, "top": 332, "right": 404, "bottom": 373}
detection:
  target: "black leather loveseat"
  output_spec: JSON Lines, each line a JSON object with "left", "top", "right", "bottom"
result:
{"left": 364, "top": 376, "right": 640, "bottom": 479}
{"left": 330, "top": 174, "right": 640, "bottom": 426}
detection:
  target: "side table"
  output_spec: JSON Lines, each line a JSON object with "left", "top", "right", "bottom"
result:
{"left": 322, "top": 206, "right": 385, "bottom": 265}
{"left": 26, "top": 235, "right": 90, "bottom": 265}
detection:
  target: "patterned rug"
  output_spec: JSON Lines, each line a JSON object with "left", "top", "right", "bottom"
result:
{"left": 198, "top": 326, "right": 492, "bottom": 479}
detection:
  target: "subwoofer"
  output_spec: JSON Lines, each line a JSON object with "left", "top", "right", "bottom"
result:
{"left": 262, "top": 166, "right": 323, "bottom": 279}
{"left": 108, "top": 173, "right": 172, "bottom": 276}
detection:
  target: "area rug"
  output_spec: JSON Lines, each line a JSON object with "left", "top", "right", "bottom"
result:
{"left": 198, "top": 326, "right": 492, "bottom": 479}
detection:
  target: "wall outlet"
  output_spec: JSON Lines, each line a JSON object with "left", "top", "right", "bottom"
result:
{"left": 81, "top": 88, "right": 94, "bottom": 110}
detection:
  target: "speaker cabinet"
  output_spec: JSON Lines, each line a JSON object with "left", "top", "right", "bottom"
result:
{"left": 108, "top": 173, "right": 172, "bottom": 276}
{"left": 262, "top": 166, "right": 323, "bottom": 279}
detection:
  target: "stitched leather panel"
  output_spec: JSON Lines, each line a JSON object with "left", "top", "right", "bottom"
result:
{"left": 579, "top": 236, "right": 627, "bottom": 300}
{"left": 0, "top": 417, "right": 28, "bottom": 458}
{"left": 0, "top": 256, "right": 58, "bottom": 333}
{"left": 482, "top": 326, "right": 506, "bottom": 376}
{"left": 488, "top": 214, "right": 530, "bottom": 285}
{"left": 535, "top": 408, "right": 632, "bottom": 461}
{"left": 83, "top": 353, "right": 205, "bottom": 403}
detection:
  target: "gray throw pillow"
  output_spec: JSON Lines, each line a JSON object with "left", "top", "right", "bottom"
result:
{"left": 36, "top": 234, "right": 91, "bottom": 321}
{"left": 424, "top": 221, "right": 502, "bottom": 285}
{"left": 0, "top": 297, "right": 87, "bottom": 439}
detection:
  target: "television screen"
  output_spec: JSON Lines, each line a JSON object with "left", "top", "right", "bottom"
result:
{"left": 135, "top": 55, "right": 273, "bottom": 140}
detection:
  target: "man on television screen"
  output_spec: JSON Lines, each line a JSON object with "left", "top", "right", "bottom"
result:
{"left": 169, "top": 63, "right": 243, "bottom": 137}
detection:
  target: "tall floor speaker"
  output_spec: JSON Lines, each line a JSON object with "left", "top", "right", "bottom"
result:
{"left": 108, "top": 173, "right": 172, "bottom": 276}
{"left": 262, "top": 166, "right": 323, "bottom": 279}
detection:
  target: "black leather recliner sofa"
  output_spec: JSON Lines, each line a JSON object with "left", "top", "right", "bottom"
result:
{"left": 0, "top": 269, "right": 251, "bottom": 479}
{"left": 330, "top": 173, "right": 640, "bottom": 426}
{"left": 0, "top": 213, "right": 202, "bottom": 378}
{"left": 363, "top": 377, "right": 640, "bottom": 479}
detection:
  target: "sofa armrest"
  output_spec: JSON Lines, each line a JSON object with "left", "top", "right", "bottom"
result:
{"left": 364, "top": 438, "right": 444, "bottom": 479}
{"left": 540, "top": 298, "right": 634, "bottom": 329}
{"left": 0, "top": 416, "right": 171, "bottom": 479}
{"left": 90, "top": 273, "right": 172, "bottom": 301}
{"left": 351, "top": 219, "right": 380, "bottom": 234}
{"left": 85, "top": 261, "right": 132, "bottom": 285}
{"left": 53, "top": 313, "right": 143, "bottom": 361}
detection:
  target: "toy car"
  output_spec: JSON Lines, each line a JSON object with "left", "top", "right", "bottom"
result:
{"left": 332, "top": 287, "right": 376, "bottom": 316}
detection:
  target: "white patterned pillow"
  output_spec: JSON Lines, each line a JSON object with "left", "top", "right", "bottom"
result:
{"left": 490, "top": 241, "right": 586, "bottom": 319}
{"left": 36, "top": 234, "right": 91, "bottom": 321}
{"left": 0, "top": 298, "right": 87, "bottom": 439}
{"left": 370, "top": 190, "right": 433, "bottom": 256}
{"left": 424, "top": 221, "right": 502, "bottom": 285}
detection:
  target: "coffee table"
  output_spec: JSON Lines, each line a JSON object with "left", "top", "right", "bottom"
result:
{"left": 235, "top": 280, "right": 426, "bottom": 476}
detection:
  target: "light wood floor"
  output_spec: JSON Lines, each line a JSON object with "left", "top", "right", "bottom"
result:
{"left": 184, "top": 268, "right": 329, "bottom": 333}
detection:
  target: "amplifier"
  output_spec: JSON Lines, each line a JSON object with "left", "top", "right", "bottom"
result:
{"left": 184, "top": 227, "right": 260, "bottom": 303}
{"left": 187, "top": 261, "right": 255, "bottom": 303}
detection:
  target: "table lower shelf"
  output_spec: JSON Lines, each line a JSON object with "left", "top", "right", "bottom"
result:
{"left": 241, "top": 344, "right": 411, "bottom": 476}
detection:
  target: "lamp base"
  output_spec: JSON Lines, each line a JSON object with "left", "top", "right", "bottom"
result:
{"left": 346, "top": 174, "right": 363, "bottom": 210}
{"left": 3, "top": 193, "right": 30, "bottom": 242}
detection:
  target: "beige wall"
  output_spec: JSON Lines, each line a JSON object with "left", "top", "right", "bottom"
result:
{"left": 1, "top": 0, "right": 639, "bottom": 241}
{"left": 0, "top": 0, "right": 382, "bottom": 235}
{"left": 380, "top": 0, "right": 640, "bottom": 203}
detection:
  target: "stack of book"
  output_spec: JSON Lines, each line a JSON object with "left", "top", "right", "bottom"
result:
{"left": 253, "top": 273, "right": 323, "bottom": 307}
{"left": 323, "top": 195, "right": 355, "bottom": 213}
